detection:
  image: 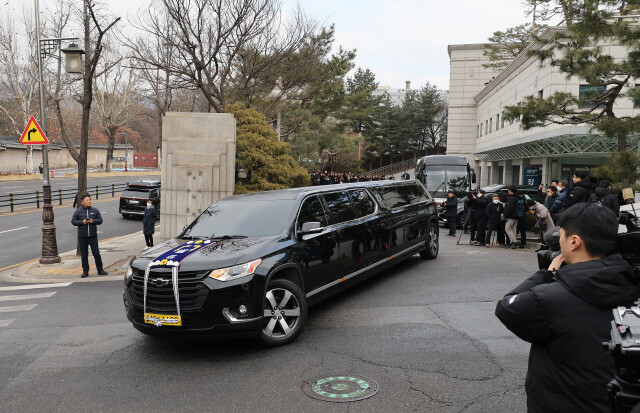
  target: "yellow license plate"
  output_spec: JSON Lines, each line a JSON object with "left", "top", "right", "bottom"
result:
{"left": 144, "top": 313, "right": 182, "bottom": 326}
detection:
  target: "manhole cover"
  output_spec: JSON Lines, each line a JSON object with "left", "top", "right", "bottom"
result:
{"left": 302, "top": 375, "right": 379, "bottom": 402}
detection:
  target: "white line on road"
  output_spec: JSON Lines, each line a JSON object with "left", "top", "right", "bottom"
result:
{"left": 0, "top": 282, "right": 72, "bottom": 291}
{"left": 0, "top": 292, "right": 56, "bottom": 302}
{"left": 0, "top": 226, "right": 28, "bottom": 234}
{"left": 0, "top": 304, "right": 37, "bottom": 313}
{"left": 1, "top": 186, "right": 25, "bottom": 189}
{"left": 0, "top": 319, "right": 15, "bottom": 327}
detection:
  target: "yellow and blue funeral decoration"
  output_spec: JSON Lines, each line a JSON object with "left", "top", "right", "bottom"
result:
{"left": 143, "top": 240, "right": 213, "bottom": 327}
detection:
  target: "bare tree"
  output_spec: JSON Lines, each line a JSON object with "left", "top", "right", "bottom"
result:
{"left": 92, "top": 49, "right": 138, "bottom": 171}
{"left": 425, "top": 104, "right": 448, "bottom": 152}
{"left": 75, "top": 0, "right": 120, "bottom": 204}
{"left": 128, "top": 0, "right": 317, "bottom": 113}
{"left": 0, "top": 11, "right": 39, "bottom": 173}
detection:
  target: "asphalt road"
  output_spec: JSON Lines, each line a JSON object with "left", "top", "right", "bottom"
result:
{"left": 0, "top": 175, "right": 159, "bottom": 269}
{"left": 0, "top": 235, "right": 535, "bottom": 412}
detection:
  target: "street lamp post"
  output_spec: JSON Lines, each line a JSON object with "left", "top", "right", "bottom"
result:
{"left": 34, "top": 0, "right": 84, "bottom": 264}
{"left": 270, "top": 77, "right": 284, "bottom": 141}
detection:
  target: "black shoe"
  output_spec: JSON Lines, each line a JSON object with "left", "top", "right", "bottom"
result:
{"left": 510, "top": 243, "right": 518, "bottom": 249}
{"left": 519, "top": 244, "right": 525, "bottom": 249}
{"left": 97, "top": 269, "right": 108, "bottom": 275}
{"left": 81, "top": 272, "right": 89, "bottom": 278}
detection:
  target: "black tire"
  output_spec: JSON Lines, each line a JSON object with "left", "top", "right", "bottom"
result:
{"left": 122, "top": 213, "right": 129, "bottom": 219}
{"left": 259, "top": 279, "right": 307, "bottom": 347}
{"left": 420, "top": 221, "right": 439, "bottom": 260}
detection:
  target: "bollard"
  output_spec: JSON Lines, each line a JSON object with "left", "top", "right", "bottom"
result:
{"left": 36, "top": 191, "right": 40, "bottom": 208}
{"left": 96, "top": 185, "right": 99, "bottom": 200}
{"left": 10, "top": 193, "right": 13, "bottom": 212}
{"left": 112, "top": 183, "right": 115, "bottom": 197}
{"left": 59, "top": 189, "right": 62, "bottom": 205}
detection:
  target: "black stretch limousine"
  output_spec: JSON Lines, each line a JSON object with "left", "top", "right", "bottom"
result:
{"left": 123, "top": 180, "right": 439, "bottom": 346}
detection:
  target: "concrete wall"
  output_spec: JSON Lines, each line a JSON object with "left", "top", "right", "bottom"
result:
{"left": 159, "top": 112, "right": 236, "bottom": 240}
{"left": 0, "top": 146, "right": 130, "bottom": 172}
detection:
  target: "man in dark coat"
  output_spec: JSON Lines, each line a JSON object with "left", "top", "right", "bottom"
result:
{"left": 442, "top": 190, "right": 458, "bottom": 236}
{"left": 71, "top": 193, "right": 108, "bottom": 278}
{"left": 549, "top": 179, "right": 569, "bottom": 217}
{"left": 503, "top": 186, "right": 519, "bottom": 249}
{"left": 496, "top": 203, "right": 639, "bottom": 412}
{"left": 562, "top": 171, "right": 592, "bottom": 210}
{"left": 470, "top": 189, "right": 488, "bottom": 245}
{"left": 142, "top": 200, "right": 157, "bottom": 247}
{"left": 589, "top": 179, "right": 620, "bottom": 216}
{"left": 485, "top": 193, "right": 504, "bottom": 247}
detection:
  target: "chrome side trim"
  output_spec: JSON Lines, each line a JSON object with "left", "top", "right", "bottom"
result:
{"left": 222, "top": 308, "right": 261, "bottom": 324}
{"left": 306, "top": 241, "right": 426, "bottom": 298}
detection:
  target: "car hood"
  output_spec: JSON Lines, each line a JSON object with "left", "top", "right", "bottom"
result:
{"left": 132, "top": 235, "right": 282, "bottom": 272}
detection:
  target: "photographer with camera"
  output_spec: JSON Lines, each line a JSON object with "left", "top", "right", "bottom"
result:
{"left": 495, "top": 203, "right": 640, "bottom": 413}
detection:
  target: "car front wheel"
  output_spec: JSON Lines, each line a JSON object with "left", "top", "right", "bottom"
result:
{"left": 420, "top": 221, "right": 439, "bottom": 260}
{"left": 259, "top": 279, "right": 307, "bottom": 347}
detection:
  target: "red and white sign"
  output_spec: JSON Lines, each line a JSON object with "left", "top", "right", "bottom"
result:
{"left": 19, "top": 116, "right": 49, "bottom": 145}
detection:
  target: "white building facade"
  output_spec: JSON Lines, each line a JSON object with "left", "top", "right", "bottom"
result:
{"left": 447, "top": 29, "right": 640, "bottom": 188}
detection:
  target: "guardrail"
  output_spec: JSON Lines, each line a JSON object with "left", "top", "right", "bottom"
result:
{"left": 0, "top": 183, "right": 130, "bottom": 212}
{"left": 364, "top": 158, "right": 418, "bottom": 178}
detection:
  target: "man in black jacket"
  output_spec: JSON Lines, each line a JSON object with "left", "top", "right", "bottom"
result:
{"left": 142, "top": 200, "right": 157, "bottom": 247}
{"left": 470, "top": 189, "right": 488, "bottom": 245}
{"left": 442, "top": 190, "right": 458, "bottom": 236}
{"left": 71, "top": 193, "right": 108, "bottom": 278}
{"left": 562, "top": 171, "right": 592, "bottom": 210}
{"left": 503, "top": 186, "right": 519, "bottom": 249}
{"left": 495, "top": 203, "right": 639, "bottom": 412}
{"left": 589, "top": 179, "right": 620, "bottom": 216}
{"left": 484, "top": 193, "right": 504, "bottom": 247}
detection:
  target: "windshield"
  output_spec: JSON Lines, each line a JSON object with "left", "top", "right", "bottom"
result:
{"left": 422, "top": 165, "right": 469, "bottom": 196}
{"left": 122, "top": 189, "right": 151, "bottom": 198}
{"left": 180, "top": 199, "right": 296, "bottom": 239}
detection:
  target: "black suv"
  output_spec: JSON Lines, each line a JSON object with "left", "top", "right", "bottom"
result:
{"left": 119, "top": 180, "right": 161, "bottom": 219}
{"left": 123, "top": 180, "right": 439, "bottom": 346}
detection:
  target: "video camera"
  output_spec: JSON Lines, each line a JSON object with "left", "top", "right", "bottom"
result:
{"left": 604, "top": 307, "right": 640, "bottom": 413}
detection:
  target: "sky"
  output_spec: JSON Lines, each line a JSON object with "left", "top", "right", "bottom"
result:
{"left": 23, "top": 0, "right": 530, "bottom": 91}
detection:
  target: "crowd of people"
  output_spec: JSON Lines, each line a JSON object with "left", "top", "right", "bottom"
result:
{"left": 443, "top": 171, "right": 621, "bottom": 250}
{"left": 309, "top": 170, "right": 411, "bottom": 185}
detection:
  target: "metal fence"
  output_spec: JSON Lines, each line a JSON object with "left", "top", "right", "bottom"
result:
{"left": 363, "top": 158, "right": 418, "bottom": 178}
{"left": 0, "top": 183, "right": 130, "bottom": 212}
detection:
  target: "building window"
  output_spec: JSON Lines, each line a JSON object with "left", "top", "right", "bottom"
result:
{"left": 635, "top": 84, "right": 640, "bottom": 108}
{"left": 485, "top": 120, "right": 488, "bottom": 135}
{"left": 579, "top": 84, "right": 606, "bottom": 108}
{"left": 538, "top": 89, "right": 543, "bottom": 99}
{"left": 496, "top": 114, "right": 500, "bottom": 130}
{"left": 489, "top": 118, "right": 493, "bottom": 133}
{"left": 501, "top": 113, "right": 505, "bottom": 128}
{"left": 479, "top": 124, "right": 482, "bottom": 137}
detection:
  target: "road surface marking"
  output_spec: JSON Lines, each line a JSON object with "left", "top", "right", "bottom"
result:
{"left": 0, "top": 304, "right": 37, "bottom": 313}
{"left": 0, "top": 292, "right": 56, "bottom": 302}
{"left": 0, "top": 282, "right": 72, "bottom": 291}
{"left": 0, "top": 226, "right": 28, "bottom": 234}
{"left": 1, "top": 186, "right": 25, "bottom": 189}
{"left": 0, "top": 319, "right": 14, "bottom": 327}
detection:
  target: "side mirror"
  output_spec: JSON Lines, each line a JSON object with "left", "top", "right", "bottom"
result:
{"left": 471, "top": 170, "right": 477, "bottom": 184}
{"left": 299, "top": 221, "right": 322, "bottom": 234}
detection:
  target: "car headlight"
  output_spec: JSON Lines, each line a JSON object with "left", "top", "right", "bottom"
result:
{"left": 209, "top": 259, "right": 261, "bottom": 282}
{"left": 124, "top": 265, "right": 133, "bottom": 286}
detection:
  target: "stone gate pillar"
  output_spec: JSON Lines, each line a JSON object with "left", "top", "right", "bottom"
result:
{"left": 159, "top": 112, "right": 236, "bottom": 240}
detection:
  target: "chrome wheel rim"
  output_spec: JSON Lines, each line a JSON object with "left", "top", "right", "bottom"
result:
{"left": 429, "top": 225, "right": 438, "bottom": 255}
{"left": 263, "top": 288, "right": 301, "bottom": 338}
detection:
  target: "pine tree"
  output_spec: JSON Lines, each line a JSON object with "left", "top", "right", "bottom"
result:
{"left": 226, "top": 104, "right": 310, "bottom": 194}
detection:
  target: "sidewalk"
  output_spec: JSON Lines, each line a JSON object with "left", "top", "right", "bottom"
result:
{"left": 0, "top": 231, "right": 149, "bottom": 283}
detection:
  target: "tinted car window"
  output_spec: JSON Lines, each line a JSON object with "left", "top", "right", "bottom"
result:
{"left": 297, "top": 196, "right": 328, "bottom": 230}
{"left": 323, "top": 191, "right": 356, "bottom": 224}
{"left": 408, "top": 183, "right": 429, "bottom": 203}
{"left": 182, "top": 200, "right": 296, "bottom": 238}
{"left": 122, "top": 189, "right": 151, "bottom": 198}
{"left": 376, "top": 185, "right": 413, "bottom": 209}
{"left": 349, "top": 189, "right": 375, "bottom": 217}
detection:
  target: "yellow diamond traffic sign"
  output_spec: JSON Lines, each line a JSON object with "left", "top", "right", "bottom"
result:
{"left": 19, "top": 116, "right": 49, "bottom": 145}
